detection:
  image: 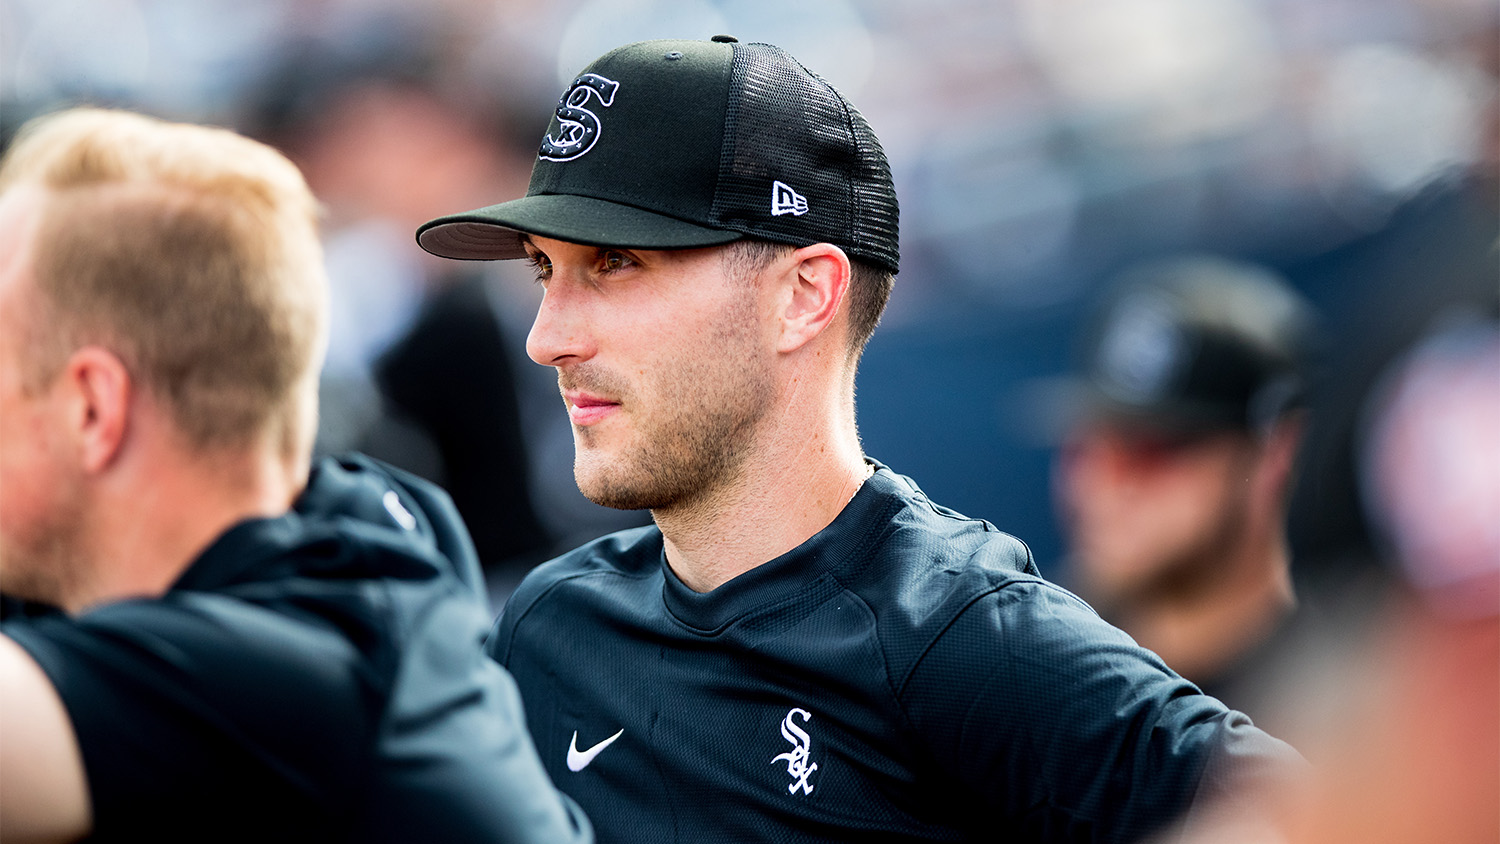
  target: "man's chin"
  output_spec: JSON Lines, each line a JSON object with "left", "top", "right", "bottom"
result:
{"left": 575, "top": 455, "right": 637, "bottom": 511}
{"left": 0, "top": 564, "right": 60, "bottom": 608}
{"left": 576, "top": 480, "right": 655, "bottom": 512}
{"left": 0, "top": 527, "right": 86, "bottom": 609}
{"left": 576, "top": 453, "right": 680, "bottom": 512}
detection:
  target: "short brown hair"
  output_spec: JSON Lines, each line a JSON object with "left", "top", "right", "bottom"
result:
{"left": 721, "top": 240, "right": 894, "bottom": 363}
{"left": 0, "top": 107, "right": 328, "bottom": 458}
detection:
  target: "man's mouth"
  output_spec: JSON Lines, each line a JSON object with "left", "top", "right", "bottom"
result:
{"left": 564, "top": 391, "right": 620, "bottom": 426}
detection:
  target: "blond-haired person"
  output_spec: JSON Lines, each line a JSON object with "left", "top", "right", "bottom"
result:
{"left": 0, "top": 108, "right": 590, "bottom": 844}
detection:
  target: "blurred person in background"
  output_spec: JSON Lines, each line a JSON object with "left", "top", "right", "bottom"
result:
{"left": 0, "top": 107, "right": 590, "bottom": 843}
{"left": 1278, "top": 311, "right": 1498, "bottom": 844}
{"left": 1259, "top": 127, "right": 1498, "bottom": 842}
{"left": 1161, "top": 266, "right": 1498, "bottom": 844}
{"left": 1051, "top": 256, "right": 1315, "bottom": 727}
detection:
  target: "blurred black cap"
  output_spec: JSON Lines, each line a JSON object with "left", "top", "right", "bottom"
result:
{"left": 1067, "top": 255, "right": 1315, "bottom": 436}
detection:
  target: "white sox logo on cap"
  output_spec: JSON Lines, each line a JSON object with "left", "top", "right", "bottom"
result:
{"left": 1096, "top": 290, "right": 1183, "bottom": 405}
{"left": 540, "top": 73, "right": 621, "bottom": 162}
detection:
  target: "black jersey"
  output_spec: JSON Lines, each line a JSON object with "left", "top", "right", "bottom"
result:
{"left": 489, "top": 461, "right": 1293, "bottom": 843}
{"left": 5, "top": 454, "right": 591, "bottom": 844}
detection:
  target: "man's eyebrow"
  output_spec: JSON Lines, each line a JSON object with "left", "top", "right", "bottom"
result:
{"left": 518, "top": 233, "right": 536, "bottom": 250}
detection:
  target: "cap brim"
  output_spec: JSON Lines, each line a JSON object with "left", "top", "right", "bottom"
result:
{"left": 416, "top": 194, "right": 743, "bottom": 260}
{"left": 1011, "top": 376, "right": 1243, "bottom": 446}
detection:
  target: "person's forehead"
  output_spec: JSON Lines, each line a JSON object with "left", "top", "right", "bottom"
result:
{"left": 0, "top": 190, "right": 45, "bottom": 375}
{"left": 0, "top": 187, "right": 44, "bottom": 305}
{"left": 1078, "top": 414, "right": 1242, "bottom": 447}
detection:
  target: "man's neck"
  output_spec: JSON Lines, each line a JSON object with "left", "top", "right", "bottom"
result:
{"left": 65, "top": 446, "right": 305, "bottom": 614}
{"left": 656, "top": 420, "right": 869, "bottom": 594}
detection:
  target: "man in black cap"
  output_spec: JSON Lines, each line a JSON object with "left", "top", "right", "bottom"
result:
{"left": 1052, "top": 256, "right": 1315, "bottom": 726}
{"left": 418, "top": 37, "right": 1297, "bottom": 843}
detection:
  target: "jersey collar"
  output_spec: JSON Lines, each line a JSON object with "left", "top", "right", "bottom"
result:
{"left": 660, "top": 460, "right": 898, "bottom": 633}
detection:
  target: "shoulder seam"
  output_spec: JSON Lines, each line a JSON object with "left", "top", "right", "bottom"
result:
{"left": 890, "top": 575, "right": 1091, "bottom": 701}
{"left": 493, "top": 567, "right": 652, "bottom": 664}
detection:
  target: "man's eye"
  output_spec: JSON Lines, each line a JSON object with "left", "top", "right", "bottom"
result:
{"left": 526, "top": 253, "right": 553, "bottom": 281}
{"left": 600, "top": 251, "right": 633, "bottom": 272}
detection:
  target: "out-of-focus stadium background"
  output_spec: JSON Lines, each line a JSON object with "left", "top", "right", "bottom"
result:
{"left": 4, "top": 0, "right": 1495, "bottom": 597}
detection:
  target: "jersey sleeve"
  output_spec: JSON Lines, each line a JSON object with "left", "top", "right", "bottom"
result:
{"left": 363, "top": 583, "right": 593, "bottom": 844}
{"left": 897, "top": 580, "right": 1298, "bottom": 844}
{"left": 4, "top": 595, "right": 375, "bottom": 840}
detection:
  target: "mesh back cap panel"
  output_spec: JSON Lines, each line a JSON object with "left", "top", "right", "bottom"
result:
{"left": 712, "top": 43, "right": 899, "bottom": 273}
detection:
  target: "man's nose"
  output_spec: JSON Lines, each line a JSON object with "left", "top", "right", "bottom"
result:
{"left": 526, "top": 282, "right": 593, "bottom": 368}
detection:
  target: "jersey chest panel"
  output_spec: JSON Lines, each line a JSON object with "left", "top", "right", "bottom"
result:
{"left": 504, "top": 575, "right": 968, "bottom": 842}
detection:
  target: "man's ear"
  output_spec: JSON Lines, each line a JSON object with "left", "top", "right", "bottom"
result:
{"left": 1256, "top": 414, "right": 1305, "bottom": 502}
{"left": 61, "top": 346, "right": 132, "bottom": 474}
{"left": 777, "top": 243, "right": 851, "bottom": 354}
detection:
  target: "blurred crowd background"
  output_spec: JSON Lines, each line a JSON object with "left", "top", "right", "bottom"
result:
{"left": 4, "top": 0, "right": 1495, "bottom": 596}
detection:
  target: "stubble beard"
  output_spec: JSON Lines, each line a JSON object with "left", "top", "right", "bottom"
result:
{"left": 566, "top": 319, "right": 774, "bottom": 514}
{"left": 574, "top": 394, "right": 764, "bottom": 513}
{"left": 1090, "top": 474, "right": 1253, "bottom": 618}
{"left": 0, "top": 502, "right": 87, "bottom": 609}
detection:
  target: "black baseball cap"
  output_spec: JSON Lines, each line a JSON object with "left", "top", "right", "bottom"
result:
{"left": 415, "top": 36, "right": 899, "bottom": 274}
{"left": 1067, "top": 255, "right": 1316, "bottom": 436}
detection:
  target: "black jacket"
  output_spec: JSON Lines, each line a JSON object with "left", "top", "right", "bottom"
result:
{"left": 7, "top": 454, "right": 591, "bottom": 843}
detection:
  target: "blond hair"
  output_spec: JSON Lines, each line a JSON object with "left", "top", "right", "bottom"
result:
{"left": 0, "top": 107, "right": 328, "bottom": 460}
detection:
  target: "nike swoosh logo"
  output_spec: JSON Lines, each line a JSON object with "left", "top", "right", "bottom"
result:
{"left": 567, "top": 728, "right": 624, "bottom": 772}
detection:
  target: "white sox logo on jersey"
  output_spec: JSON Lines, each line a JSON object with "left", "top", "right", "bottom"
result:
{"left": 539, "top": 73, "right": 620, "bottom": 162}
{"left": 771, "top": 708, "right": 818, "bottom": 795}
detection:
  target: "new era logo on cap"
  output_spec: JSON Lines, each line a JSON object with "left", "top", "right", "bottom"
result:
{"left": 771, "top": 181, "right": 809, "bottom": 217}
